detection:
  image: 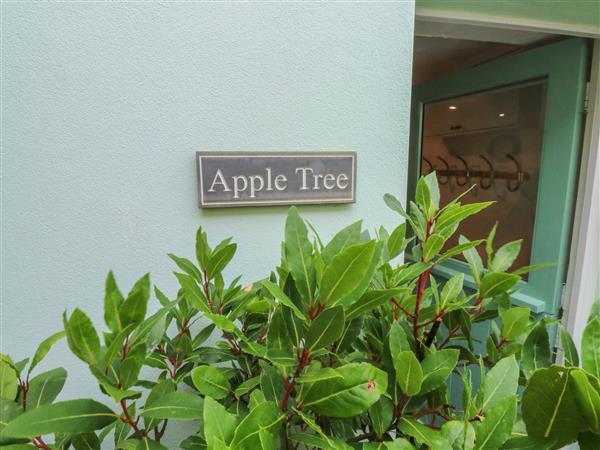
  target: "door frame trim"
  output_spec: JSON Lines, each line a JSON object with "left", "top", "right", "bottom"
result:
{"left": 563, "top": 39, "right": 600, "bottom": 350}
{"left": 416, "top": 9, "right": 600, "bottom": 39}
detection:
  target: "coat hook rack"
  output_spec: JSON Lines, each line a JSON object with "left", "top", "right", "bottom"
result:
{"left": 436, "top": 156, "right": 450, "bottom": 185}
{"left": 423, "top": 157, "right": 434, "bottom": 174}
{"left": 422, "top": 154, "right": 529, "bottom": 190}
{"left": 455, "top": 155, "right": 469, "bottom": 186}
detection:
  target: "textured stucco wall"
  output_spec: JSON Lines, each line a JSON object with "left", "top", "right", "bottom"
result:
{"left": 1, "top": 1, "right": 414, "bottom": 442}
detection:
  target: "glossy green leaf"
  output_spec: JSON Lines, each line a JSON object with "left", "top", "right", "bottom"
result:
{"left": 441, "top": 421, "right": 475, "bottom": 450}
{"left": 424, "top": 171, "right": 440, "bottom": 213}
{"left": 204, "top": 396, "right": 238, "bottom": 449}
{"left": 174, "top": 272, "right": 211, "bottom": 314}
{"left": 207, "top": 243, "right": 237, "bottom": 279}
{"left": 479, "top": 272, "right": 520, "bottom": 299}
{"left": 301, "top": 363, "right": 387, "bottom": 417}
{"left": 383, "top": 194, "right": 410, "bottom": 220}
{"left": 501, "top": 307, "right": 530, "bottom": 341}
{"left": 440, "top": 274, "right": 464, "bottom": 308}
{"left": 522, "top": 366, "right": 586, "bottom": 446}
{"left": 346, "top": 288, "right": 408, "bottom": 320}
{"left": 234, "top": 377, "right": 261, "bottom": 397}
{"left": 397, "top": 417, "right": 450, "bottom": 449}
{"left": 297, "top": 367, "right": 342, "bottom": 383}
{"left": 387, "top": 223, "right": 408, "bottom": 259}
{"left": 142, "top": 391, "right": 204, "bottom": 420}
{"left": 393, "top": 351, "right": 422, "bottom": 396}
{"left": 501, "top": 436, "right": 557, "bottom": 450}
{"left": 339, "top": 241, "right": 384, "bottom": 309}
{"left": 570, "top": 369, "right": 600, "bottom": 431}
{"left": 0, "top": 361, "right": 17, "bottom": 401}
{"left": 582, "top": 317, "right": 600, "bottom": 379}
{"left": 27, "top": 331, "right": 66, "bottom": 377}
{"left": 320, "top": 241, "right": 376, "bottom": 307}
{"left": 479, "top": 355, "right": 518, "bottom": 412}
{"left": 71, "top": 432, "right": 100, "bottom": 450}
{"left": 474, "top": 395, "right": 516, "bottom": 450}
{"left": 191, "top": 366, "right": 231, "bottom": 400}
{"left": 369, "top": 396, "right": 393, "bottom": 438}
{"left": 435, "top": 202, "right": 493, "bottom": 233}
{"left": 579, "top": 431, "right": 600, "bottom": 450}
{"left": 230, "top": 401, "right": 284, "bottom": 450}
{"left": 26, "top": 367, "right": 67, "bottom": 410}
{"left": 419, "top": 349, "right": 459, "bottom": 394}
{"left": 261, "top": 280, "right": 308, "bottom": 322}
{"left": 560, "top": 324, "right": 579, "bottom": 367}
{"left": 423, "top": 234, "right": 445, "bottom": 262}
{"left": 0, "top": 399, "right": 116, "bottom": 438}
{"left": 104, "top": 271, "right": 124, "bottom": 333}
{"left": 266, "top": 307, "right": 295, "bottom": 366}
{"left": 119, "top": 343, "right": 146, "bottom": 389}
{"left": 284, "top": 207, "right": 315, "bottom": 306}
{"left": 389, "top": 322, "right": 411, "bottom": 359}
{"left": 490, "top": 240, "right": 522, "bottom": 272}
{"left": 294, "top": 409, "right": 340, "bottom": 449}
{"left": 119, "top": 273, "right": 150, "bottom": 328}
{"left": 195, "top": 227, "right": 211, "bottom": 271}
{"left": 64, "top": 309, "right": 100, "bottom": 366}
{"left": 322, "top": 220, "right": 362, "bottom": 264}
{"left": 459, "top": 235, "right": 484, "bottom": 285}
{"left": 168, "top": 253, "right": 202, "bottom": 282}
{"left": 260, "top": 363, "right": 284, "bottom": 403}
{"left": 383, "top": 438, "right": 415, "bottom": 449}
{"left": 436, "top": 240, "right": 484, "bottom": 266}
{"left": 304, "top": 306, "right": 345, "bottom": 352}
{"left": 521, "top": 320, "right": 551, "bottom": 378}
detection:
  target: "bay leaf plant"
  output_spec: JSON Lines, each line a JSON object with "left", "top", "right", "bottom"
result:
{"left": 1, "top": 172, "right": 598, "bottom": 449}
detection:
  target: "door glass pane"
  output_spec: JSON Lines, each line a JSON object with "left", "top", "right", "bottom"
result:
{"left": 421, "top": 80, "right": 547, "bottom": 271}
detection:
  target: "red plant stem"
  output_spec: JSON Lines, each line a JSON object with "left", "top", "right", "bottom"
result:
{"left": 438, "top": 326, "right": 460, "bottom": 349}
{"left": 413, "top": 405, "right": 453, "bottom": 421}
{"left": 496, "top": 338, "right": 508, "bottom": 350}
{"left": 391, "top": 298, "right": 415, "bottom": 319}
{"left": 202, "top": 271, "right": 214, "bottom": 312}
{"left": 120, "top": 399, "right": 144, "bottom": 437}
{"left": 413, "top": 220, "right": 433, "bottom": 358}
{"left": 424, "top": 319, "right": 443, "bottom": 348}
{"left": 19, "top": 380, "right": 29, "bottom": 411}
{"left": 155, "top": 419, "right": 168, "bottom": 442}
{"left": 279, "top": 351, "right": 310, "bottom": 411}
{"left": 413, "top": 268, "right": 432, "bottom": 358}
{"left": 417, "top": 309, "right": 444, "bottom": 328}
{"left": 309, "top": 303, "right": 325, "bottom": 320}
{"left": 33, "top": 437, "right": 51, "bottom": 450}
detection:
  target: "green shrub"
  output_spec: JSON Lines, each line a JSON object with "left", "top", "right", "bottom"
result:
{"left": 1, "top": 173, "right": 598, "bottom": 449}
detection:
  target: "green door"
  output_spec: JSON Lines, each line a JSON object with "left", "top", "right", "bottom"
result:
{"left": 408, "top": 38, "right": 589, "bottom": 319}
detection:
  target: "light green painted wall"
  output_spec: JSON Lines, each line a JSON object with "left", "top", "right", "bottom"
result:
{"left": 1, "top": 2, "right": 414, "bottom": 442}
{"left": 417, "top": 0, "right": 600, "bottom": 30}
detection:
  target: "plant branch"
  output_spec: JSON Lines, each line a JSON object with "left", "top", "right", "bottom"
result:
{"left": 279, "top": 350, "right": 310, "bottom": 411}
{"left": 120, "top": 399, "right": 144, "bottom": 437}
{"left": 391, "top": 297, "right": 415, "bottom": 319}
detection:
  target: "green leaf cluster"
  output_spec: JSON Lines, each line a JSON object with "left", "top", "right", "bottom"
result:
{"left": 1, "top": 172, "right": 588, "bottom": 450}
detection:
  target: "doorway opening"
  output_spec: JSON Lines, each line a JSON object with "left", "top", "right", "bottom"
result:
{"left": 409, "top": 22, "right": 595, "bottom": 336}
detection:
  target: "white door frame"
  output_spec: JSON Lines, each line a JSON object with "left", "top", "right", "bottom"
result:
{"left": 563, "top": 40, "right": 600, "bottom": 348}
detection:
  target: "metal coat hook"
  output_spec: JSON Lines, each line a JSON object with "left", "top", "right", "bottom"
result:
{"left": 479, "top": 155, "right": 494, "bottom": 189}
{"left": 506, "top": 154, "right": 523, "bottom": 192}
{"left": 423, "top": 157, "right": 434, "bottom": 174}
{"left": 437, "top": 156, "right": 450, "bottom": 185}
{"left": 455, "top": 155, "right": 469, "bottom": 186}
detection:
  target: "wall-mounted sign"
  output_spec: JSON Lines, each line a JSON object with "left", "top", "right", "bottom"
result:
{"left": 197, "top": 152, "right": 356, "bottom": 208}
